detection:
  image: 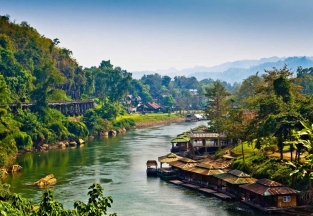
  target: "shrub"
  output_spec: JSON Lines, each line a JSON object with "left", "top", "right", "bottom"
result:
{"left": 41, "top": 127, "right": 57, "bottom": 144}
{"left": 112, "top": 119, "right": 135, "bottom": 130}
{"left": 14, "top": 109, "right": 45, "bottom": 143}
{"left": 82, "top": 109, "right": 98, "bottom": 130}
{"left": 93, "top": 118, "right": 112, "bottom": 134}
{"left": 0, "top": 152, "right": 8, "bottom": 168}
{"left": 48, "top": 122, "right": 73, "bottom": 140}
{"left": 13, "top": 132, "right": 33, "bottom": 150}
{"left": 47, "top": 89, "right": 72, "bottom": 102}
{"left": 43, "top": 108, "right": 67, "bottom": 125}
{"left": 82, "top": 109, "right": 113, "bottom": 134}
{"left": 67, "top": 121, "right": 89, "bottom": 138}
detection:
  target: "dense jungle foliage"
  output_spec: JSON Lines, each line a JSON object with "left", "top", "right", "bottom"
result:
{"left": 0, "top": 182, "right": 116, "bottom": 215}
{"left": 205, "top": 65, "right": 313, "bottom": 190}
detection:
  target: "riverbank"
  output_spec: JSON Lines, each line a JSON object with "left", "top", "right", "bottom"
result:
{"left": 1, "top": 113, "right": 187, "bottom": 177}
{"left": 135, "top": 117, "right": 186, "bottom": 128}
{"left": 4, "top": 121, "right": 228, "bottom": 216}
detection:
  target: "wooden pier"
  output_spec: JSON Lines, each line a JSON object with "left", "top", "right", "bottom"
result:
{"left": 169, "top": 180, "right": 232, "bottom": 200}
{"left": 169, "top": 180, "right": 184, "bottom": 185}
{"left": 197, "top": 188, "right": 217, "bottom": 194}
{"left": 182, "top": 183, "right": 200, "bottom": 190}
{"left": 212, "top": 193, "right": 232, "bottom": 200}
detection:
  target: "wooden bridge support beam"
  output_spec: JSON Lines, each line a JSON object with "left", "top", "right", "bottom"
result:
{"left": 9, "top": 100, "right": 95, "bottom": 116}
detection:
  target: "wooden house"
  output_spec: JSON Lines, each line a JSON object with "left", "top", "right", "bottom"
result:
{"left": 145, "top": 102, "right": 163, "bottom": 112}
{"left": 183, "top": 162, "right": 224, "bottom": 186}
{"left": 240, "top": 178, "right": 298, "bottom": 210}
{"left": 189, "top": 132, "right": 228, "bottom": 158}
{"left": 170, "top": 135, "right": 190, "bottom": 153}
{"left": 168, "top": 157, "right": 199, "bottom": 180}
{"left": 213, "top": 169, "right": 256, "bottom": 196}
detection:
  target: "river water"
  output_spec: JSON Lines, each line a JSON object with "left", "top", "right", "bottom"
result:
{"left": 4, "top": 121, "right": 261, "bottom": 216}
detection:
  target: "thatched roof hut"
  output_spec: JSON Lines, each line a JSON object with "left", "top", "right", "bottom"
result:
{"left": 213, "top": 169, "right": 257, "bottom": 196}
{"left": 168, "top": 157, "right": 199, "bottom": 170}
{"left": 158, "top": 153, "right": 182, "bottom": 167}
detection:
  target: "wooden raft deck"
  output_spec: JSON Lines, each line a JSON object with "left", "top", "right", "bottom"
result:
{"left": 168, "top": 180, "right": 232, "bottom": 200}
{"left": 212, "top": 193, "right": 232, "bottom": 200}
{"left": 242, "top": 201, "right": 313, "bottom": 215}
{"left": 182, "top": 183, "right": 200, "bottom": 189}
{"left": 241, "top": 200, "right": 272, "bottom": 213}
{"left": 169, "top": 180, "right": 184, "bottom": 185}
{"left": 197, "top": 188, "right": 217, "bottom": 194}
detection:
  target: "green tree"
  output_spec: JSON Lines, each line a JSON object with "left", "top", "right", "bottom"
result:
{"left": 163, "top": 95, "right": 176, "bottom": 107}
{"left": 0, "top": 74, "right": 11, "bottom": 107}
{"left": 161, "top": 75, "right": 171, "bottom": 88}
{"left": 74, "top": 183, "right": 117, "bottom": 216}
{"left": 233, "top": 74, "right": 262, "bottom": 108}
{"left": 204, "top": 81, "right": 231, "bottom": 132}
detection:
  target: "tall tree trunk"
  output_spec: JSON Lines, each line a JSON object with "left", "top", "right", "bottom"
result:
{"left": 241, "top": 140, "right": 245, "bottom": 164}
{"left": 278, "top": 135, "right": 284, "bottom": 160}
{"left": 309, "top": 171, "right": 312, "bottom": 190}
{"left": 290, "top": 144, "right": 293, "bottom": 162}
{"left": 295, "top": 150, "right": 298, "bottom": 163}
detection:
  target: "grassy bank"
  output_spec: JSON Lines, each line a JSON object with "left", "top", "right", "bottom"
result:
{"left": 116, "top": 113, "right": 184, "bottom": 123}
{"left": 115, "top": 113, "right": 186, "bottom": 128}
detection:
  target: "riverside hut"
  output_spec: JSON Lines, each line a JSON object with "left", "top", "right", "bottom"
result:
{"left": 183, "top": 162, "right": 224, "bottom": 186}
{"left": 168, "top": 157, "right": 199, "bottom": 180}
{"left": 158, "top": 153, "right": 182, "bottom": 168}
{"left": 240, "top": 178, "right": 298, "bottom": 211}
{"left": 213, "top": 169, "right": 257, "bottom": 196}
{"left": 189, "top": 132, "right": 228, "bottom": 158}
{"left": 170, "top": 135, "right": 190, "bottom": 153}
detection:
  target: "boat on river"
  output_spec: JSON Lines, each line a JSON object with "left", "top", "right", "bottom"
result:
{"left": 146, "top": 160, "right": 158, "bottom": 176}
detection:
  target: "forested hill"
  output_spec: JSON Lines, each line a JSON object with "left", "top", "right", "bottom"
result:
{"left": 0, "top": 15, "right": 86, "bottom": 102}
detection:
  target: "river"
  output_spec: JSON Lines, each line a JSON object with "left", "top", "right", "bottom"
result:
{"left": 4, "top": 121, "right": 261, "bottom": 216}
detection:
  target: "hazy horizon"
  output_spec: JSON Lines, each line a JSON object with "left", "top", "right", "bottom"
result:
{"left": 2, "top": 0, "right": 313, "bottom": 71}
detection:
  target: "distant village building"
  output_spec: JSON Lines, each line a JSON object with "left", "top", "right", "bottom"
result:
{"left": 127, "top": 106, "right": 137, "bottom": 113}
{"left": 242, "top": 110, "right": 258, "bottom": 120}
{"left": 189, "top": 89, "right": 198, "bottom": 95}
{"left": 185, "top": 113, "right": 206, "bottom": 122}
{"left": 137, "top": 102, "right": 165, "bottom": 113}
{"left": 146, "top": 102, "right": 164, "bottom": 112}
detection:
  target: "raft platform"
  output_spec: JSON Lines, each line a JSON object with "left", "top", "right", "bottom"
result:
{"left": 169, "top": 180, "right": 184, "bottom": 185}
{"left": 182, "top": 183, "right": 201, "bottom": 190}
{"left": 241, "top": 200, "right": 310, "bottom": 214}
{"left": 197, "top": 188, "right": 217, "bottom": 194}
{"left": 169, "top": 180, "right": 232, "bottom": 200}
{"left": 212, "top": 193, "right": 232, "bottom": 200}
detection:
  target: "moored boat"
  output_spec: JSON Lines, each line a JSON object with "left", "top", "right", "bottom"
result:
{"left": 146, "top": 160, "right": 158, "bottom": 176}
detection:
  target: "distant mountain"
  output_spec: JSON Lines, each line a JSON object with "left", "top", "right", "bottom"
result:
{"left": 131, "top": 56, "right": 313, "bottom": 83}
{"left": 191, "top": 56, "right": 313, "bottom": 83}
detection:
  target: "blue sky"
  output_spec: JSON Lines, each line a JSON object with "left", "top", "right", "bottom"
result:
{"left": 2, "top": 0, "right": 313, "bottom": 71}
